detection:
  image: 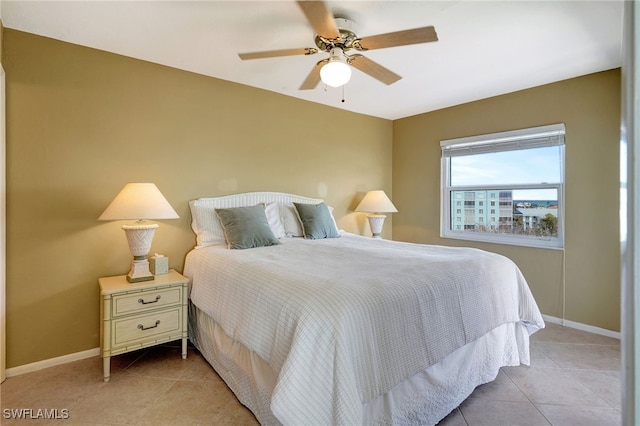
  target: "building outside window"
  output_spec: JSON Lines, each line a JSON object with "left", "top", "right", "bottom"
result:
{"left": 440, "top": 124, "right": 565, "bottom": 249}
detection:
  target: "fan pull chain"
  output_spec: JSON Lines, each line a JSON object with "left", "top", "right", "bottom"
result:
{"left": 322, "top": 83, "right": 346, "bottom": 103}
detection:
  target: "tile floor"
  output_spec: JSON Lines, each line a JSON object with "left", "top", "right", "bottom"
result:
{"left": 0, "top": 322, "right": 621, "bottom": 425}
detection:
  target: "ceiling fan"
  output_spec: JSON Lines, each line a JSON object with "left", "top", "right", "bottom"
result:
{"left": 238, "top": 1, "right": 438, "bottom": 90}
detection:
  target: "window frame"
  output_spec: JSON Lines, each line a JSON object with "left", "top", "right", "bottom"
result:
{"left": 440, "top": 124, "right": 565, "bottom": 250}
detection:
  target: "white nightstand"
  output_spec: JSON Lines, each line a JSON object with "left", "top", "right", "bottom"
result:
{"left": 99, "top": 269, "right": 189, "bottom": 382}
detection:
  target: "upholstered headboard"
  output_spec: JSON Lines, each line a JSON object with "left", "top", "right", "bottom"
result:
{"left": 189, "top": 192, "right": 325, "bottom": 248}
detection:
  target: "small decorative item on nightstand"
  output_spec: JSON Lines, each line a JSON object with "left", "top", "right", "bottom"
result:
{"left": 150, "top": 253, "right": 169, "bottom": 275}
{"left": 99, "top": 269, "right": 189, "bottom": 382}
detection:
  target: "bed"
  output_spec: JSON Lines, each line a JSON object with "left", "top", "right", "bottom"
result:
{"left": 183, "top": 191, "right": 544, "bottom": 426}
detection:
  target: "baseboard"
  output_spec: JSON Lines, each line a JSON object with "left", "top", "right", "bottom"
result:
{"left": 5, "top": 347, "right": 100, "bottom": 378}
{"left": 542, "top": 314, "right": 621, "bottom": 340}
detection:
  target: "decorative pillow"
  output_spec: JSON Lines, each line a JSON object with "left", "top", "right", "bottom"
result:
{"left": 215, "top": 205, "right": 280, "bottom": 249}
{"left": 293, "top": 202, "right": 340, "bottom": 240}
{"left": 264, "top": 202, "right": 286, "bottom": 239}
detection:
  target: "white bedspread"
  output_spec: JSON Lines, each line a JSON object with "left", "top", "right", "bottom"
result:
{"left": 185, "top": 232, "right": 544, "bottom": 425}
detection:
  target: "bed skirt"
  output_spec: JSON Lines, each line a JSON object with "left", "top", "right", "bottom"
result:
{"left": 188, "top": 302, "right": 531, "bottom": 426}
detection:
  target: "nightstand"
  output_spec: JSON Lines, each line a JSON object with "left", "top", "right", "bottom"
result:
{"left": 99, "top": 269, "right": 189, "bottom": 382}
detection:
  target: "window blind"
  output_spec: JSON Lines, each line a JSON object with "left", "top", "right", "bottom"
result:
{"left": 441, "top": 123, "right": 565, "bottom": 158}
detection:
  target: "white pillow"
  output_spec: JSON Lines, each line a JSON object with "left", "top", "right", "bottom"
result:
{"left": 189, "top": 199, "right": 226, "bottom": 247}
{"left": 264, "top": 202, "right": 286, "bottom": 239}
{"left": 281, "top": 203, "right": 304, "bottom": 237}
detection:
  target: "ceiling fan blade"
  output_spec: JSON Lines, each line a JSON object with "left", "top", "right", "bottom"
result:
{"left": 297, "top": 1, "right": 339, "bottom": 39}
{"left": 348, "top": 55, "right": 401, "bottom": 85}
{"left": 239, "top": 48, "right": 317, "bottom": 60}
{"left": 299, "top": 59, "right": 327, "bottom": 90}
{"left": 356, "top": 26, "right": 438, "bottom": 51}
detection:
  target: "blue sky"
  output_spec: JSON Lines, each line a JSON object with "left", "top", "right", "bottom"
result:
{"left": 450, "top": 146, "right": 562, "bottom": 200}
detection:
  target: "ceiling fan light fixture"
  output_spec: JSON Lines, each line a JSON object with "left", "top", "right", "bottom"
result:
{"left": 320, "top": 48, "right": 352, "bottom": 88}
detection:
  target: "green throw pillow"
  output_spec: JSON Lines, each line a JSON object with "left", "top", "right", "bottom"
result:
{"left": 215, "top": 205, "right": 279, "bottom": 249}
{"left": 293, "top": 202, "right": 339, "bottom": 240}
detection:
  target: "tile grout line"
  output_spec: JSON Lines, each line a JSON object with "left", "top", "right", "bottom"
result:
{"left": 129, "top": 377, "right": 181, "bottom": 425}
{"left": 500, "top": 366, "right": 554, "bottom": 425}
{"left": 502, "top": 340, "right": 621, "bottom": 424}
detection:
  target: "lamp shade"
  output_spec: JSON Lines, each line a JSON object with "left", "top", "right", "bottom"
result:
{"left": 355, "top": 190, "right": 398, "bottom": 214}
{"left": 99, "top": 183, "right": 179, "bottom": 221}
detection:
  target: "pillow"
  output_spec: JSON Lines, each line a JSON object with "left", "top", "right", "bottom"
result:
{"left": 190, "top": 200, "right": 286, "bottom": 247}
{"left": 281, "top": 203, "right": 304, "bottom": 237}
{"left": 282, "top": 203, "right": 338, "bottom": 237}
{"left": 189, "top": 199, "right": 226, "bottom": 247}
{"left": 293, "top": 202, "right": 340, "bottom": 240}
{"left": 264, "top": 202, "right": 286, "bottom": 239}
{"left": 215, "top": 205, "right": 280, "bottom": 249}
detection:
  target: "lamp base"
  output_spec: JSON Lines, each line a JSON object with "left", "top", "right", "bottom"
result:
{"left": 367, "top": 214, "right": 387, "bottom": 238}
{"left": 127, "top": 258, "right": 154, "bottom": 283}
{"left": 122, "top": 222, "right": 158, "bottom": 283}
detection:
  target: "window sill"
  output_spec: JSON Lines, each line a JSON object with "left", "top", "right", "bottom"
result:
{"left": 441, "top": 231, "right": 564, "bottom": 250}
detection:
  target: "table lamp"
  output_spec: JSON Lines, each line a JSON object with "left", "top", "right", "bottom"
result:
{"left": 99, "top": 183, "right": 179, "bottom": 282}
{"left": 355, "top": 190, "right": 398, "bottom": 238}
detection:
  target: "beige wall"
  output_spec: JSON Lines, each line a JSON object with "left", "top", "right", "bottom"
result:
{"left": 3, "top": 29, "right": 393, "bottom": 368}
{"left": 393, "top": 69, "right": 621, "bottom": 332}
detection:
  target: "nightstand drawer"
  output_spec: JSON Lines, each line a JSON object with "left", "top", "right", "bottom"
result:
{"left": 112, "top": 287, "right": 182, "bottom": 316}
{"left": 112, "top": 308, "right": 181, "bottom": 347}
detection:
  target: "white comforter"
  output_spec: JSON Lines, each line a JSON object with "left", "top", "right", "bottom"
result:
{"left": 185, "top": 232, "right": 544, "bottom": 425}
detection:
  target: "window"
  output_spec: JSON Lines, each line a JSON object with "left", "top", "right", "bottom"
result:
{"left": 441, "top": 124, "right": 565, "bottom": 249}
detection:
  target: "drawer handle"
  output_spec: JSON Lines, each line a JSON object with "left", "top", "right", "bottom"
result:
{"left": 138, "top": 295, "right": 161, "bottom": 305}
{"left": 138, "top": 320, "right": 160, "bottom": 331}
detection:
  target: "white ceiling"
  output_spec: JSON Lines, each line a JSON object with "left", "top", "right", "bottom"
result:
{"left": 1, "top": 0, "right": 624, "bottom": 120}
